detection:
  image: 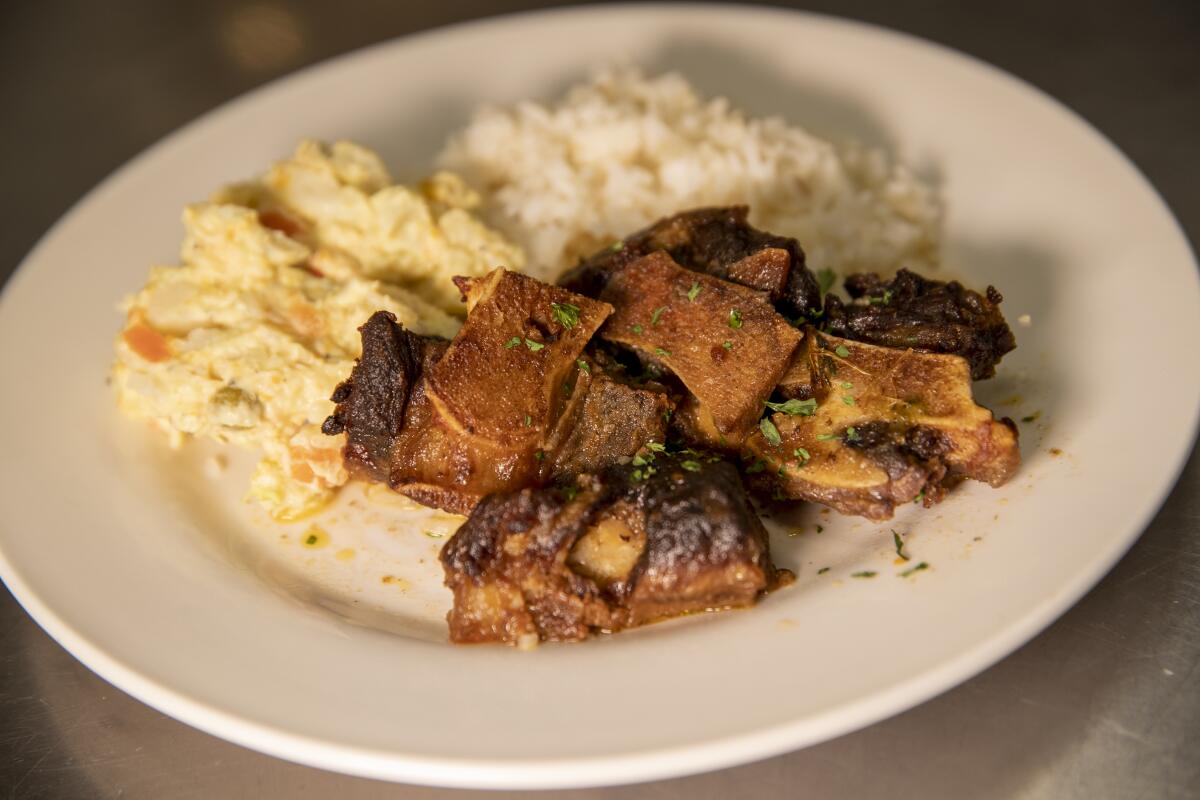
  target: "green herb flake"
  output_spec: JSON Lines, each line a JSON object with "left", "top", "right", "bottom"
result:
{"left": 759, "top": 417, "right": 782, "bottom": 446}
{"left": 728, "top": 308, "right": 743, "bottom": 329}
{"left": 816, "top": 524, "right": 824, "bottom": 533}
{"left": 560, "top": 484, "right": 579, "bottom": 501}
{"left": 817, "top": 567, "right": 830, "bottom": 575}
{"left": 834, "top": 344, "right": 851, "bottom": 358}
{"left": 793, "top": 447, "right": 810, "bottom": 463}
{"left": 766, "top": 397, "right": 818, "bottom": 416}
{"left": 576, "top": 359, "right": 590, "bottom": 373}
{"left": 914, "top": 490, "right": 926, "bottom": 505}
{"left": 899, "top": 561, "right": 930, "bottom": 578}
{"left": 651, "top": 306, "right": 667, "bottom": 326}
{"left": 646, "top": 441, "right": 667, "bottom": 452}
{"left": 816, "top": 432, "right": 840, "bottom": 441}
{"left": 687, "top": 282, "right": 702, "bottom": 302}
{"left": 524, "top": 338, "right": 545, "bottom": 352}
{"left": 524, "top": 414, "right": 532, "bottom": 427}
{"left": 631, "top": 324, "right": 644, "bottom": 335}
{"left": 867, "top": 289, "right": 894, "bottom": 306}
{"left": 503, "top": 336, "right": 521, "bottom": 349}
{"left": 631, "top": 454, "right": 649, "bottom": 467}
{"left": 551, "top": 302, "right": 581, "bottom": 329}
{"left": 631, "top": 468, "right": 644, "bottom": 481}
{"left": 534, "top": 450, "right": 545, "bottom": 461}
{"left": 851, "top": 570, "right": 877, "bottom": 579}
{"left": 304, "top": 534, "right": 318, "bottom": 546}
{"left": 816, "top": 268, "right": 836, "bottom": 296}
{"left": 610, "top": 240, "right": 624, "bottom": 252}
{"left": 840, "top": 382, "right": 853, "bottom": 390}
{"left": 842, "top": 395, "right": 856, "bottom": 406}
{"left": 845, "top": 426, "right": 861, "bottom": 442}
{"left": 745, "top": 459, "right": 766, "bottom": 474}
{"left": 680, "top": 459, "right": 702, "bottom": 472}
{"left": 655, "top": 347, "right": 671, "bottom": 358}
{"left": 892, "top": 530, "right": 909, "bottom": 561}
{"left": 1021, "top": 411, "right": 1041, "bottom": 423}
{"left": 423, "top": 529, "right": 444, "bottom": 539}
{"left": 723, "top": 340, "right": 733, "bottom": 350}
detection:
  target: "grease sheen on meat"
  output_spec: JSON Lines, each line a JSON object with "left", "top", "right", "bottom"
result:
{"left": 560, "top": 206, "right": 822, "bottom": 318}
{"left": 440, "top": 455, "right": 785, "bottom": 644}
{"left": 746, "top": 330, "right": 1019, "bottom": 520}
{"left": 323, "top": 272, "right": 673, "bottom": 513}
{"left": 823, "top": 269, "right": 1016, "bottom": 380}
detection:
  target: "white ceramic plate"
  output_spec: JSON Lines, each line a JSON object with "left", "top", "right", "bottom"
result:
{"left": 1, "top": 5, "right": 1197, "bottom": 790}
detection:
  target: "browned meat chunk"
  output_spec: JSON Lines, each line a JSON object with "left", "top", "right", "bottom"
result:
{"left": 324, "top": 271, "right": 673, "bottom": 514}
{"left": 440, "top": 455, "right": 785, "bottom": 644}
{"left": 560, "top": 206, "right": 822, "bottom": 318}
{"left": 822, "top": 269, "right": 1016, "bottom": 380}
{"left": 320, "top": 311, "right": 446, "bottom": 483}
{"left": 596, "top": 251, "right": 802, "bottom": 445}
{"left": 546, "top": 369, "right": 674, "bottom": 478}
{"left": 745, "top": 330, "right": 1019, "bottom": 520}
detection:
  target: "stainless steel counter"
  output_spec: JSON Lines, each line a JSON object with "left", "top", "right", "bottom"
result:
{"left": 2, "top": 2, "right": 1197, "bottom": 797}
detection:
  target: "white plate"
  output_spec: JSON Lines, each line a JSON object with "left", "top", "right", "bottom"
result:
{"left": 1, "top": 5, "right": 1197, "bottom": 790}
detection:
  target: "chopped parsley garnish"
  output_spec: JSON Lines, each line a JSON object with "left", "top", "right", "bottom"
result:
{"left": 646, "top": 441, "right": 667, "bottom": 452}
{"left": 834, "top": 344, "right": 851, "bottom": 358}
{"left": 680, "top": 460, "right": 702, "bottom": 472}
{"left": 561, "top": 484, "right": 579, "bottom": 501}
{"left": 816, "top": 268, "right": 836, "bottom": 296}
{"left": 610, "top": 241, "right": 624, "bottom": 252}
{"left": 503, "top": 336, "right": 521, "bottom": 349}
{"left": 423, "top": 529, "right": 444, "bottom": 539}
{"left": 851, "top": 570, "right": 877, "bottom": 578}
{"left": 867, "top": 289, "right": 893, "bottom": 306}
{"left": 745, "top": 459, "right": 766, "bottom": 474}
{"left": 815, "top": 524, "right": 824, "bottom": 533}
{"left": 551, "top": 302, "right": 581, "bottom": 329}
{"left": 687, "top": 282, "right": 702, "bottom": 302}
{"left": 840, "top": 382, "right": 853, "bottom": 389}
{"left": 793, "top": 447, "right": 810, "bottom": 463}
{"left": 842, "top": 395, "right": 856, "bottom": 406}
{"left": 655, "top": 347, "right": 671, "bottom": 358}
{"left": 759, "top": 417, "right": 782, "bottom": 446}
{"left": 722, "top": 340, "right": 733, "bottom": 350}
{"left": 766, "top": 398, "right": 818, "bottom": 416}
{"left": 728, "top": 308, "right": 743, "bottom": 329}
{"left": 631, "top": 454, "right": 649, "bottom": 466}
{"left": 651, "top": 306, "right": 667, "bottom": 326}
{"left": 524, "top": 338, "right": 545, "bottom": 352}
{"left": 631, "top": 324, "right": 644, "bottom": 334}
{"left": 304, "top": 534, "right": 318, "bottom": 546}
{"left": 899, "top": 561, "right": 929, "bottom": 577}
{"left": 1021, "top": 411, "right": 1041, "bottom": 423}
{"left": 817, "top": 567, "right": 830, "bottom": 575}
{"left": 845, "top": 426, "right": 861, "bottom": 442}
{"left": 534, "top": 450, "right": 545, "bottom": 461}
{"left": 816, "top": 432, "right": 840, "bottom": 441}
{"left": 524, "top": 414, "right": 532, "bottom": 427}
{"left": 892, "top": 530, "right": 909, "bottom": 561}
{"left": 576, "top": 359, "right": 589, "bottom": 373}
{"left": 914, "top": 490, "right": 925, "bottom": 505}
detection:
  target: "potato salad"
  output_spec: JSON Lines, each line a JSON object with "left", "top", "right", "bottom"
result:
{"left": 112, "top": 140, "right": 524, "bottom": 519}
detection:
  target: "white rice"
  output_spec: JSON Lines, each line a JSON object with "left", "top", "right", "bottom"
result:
{"left": 439, "top": 67, "right": 942, "bottom": 281}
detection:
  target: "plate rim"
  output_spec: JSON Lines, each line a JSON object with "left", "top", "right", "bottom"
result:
{"left": 2, "top": 2, "right": 1198, "bottom": 789}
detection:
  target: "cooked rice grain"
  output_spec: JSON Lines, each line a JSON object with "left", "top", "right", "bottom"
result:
{"left": 439, "top": 67, "right": 941, "bottom": 280}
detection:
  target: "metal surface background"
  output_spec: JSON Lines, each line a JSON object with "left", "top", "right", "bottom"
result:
{"left": 1, "top": 2, "right": 1197, "bottom": 798}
